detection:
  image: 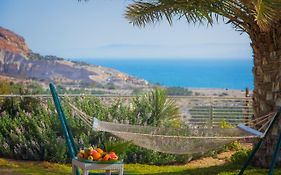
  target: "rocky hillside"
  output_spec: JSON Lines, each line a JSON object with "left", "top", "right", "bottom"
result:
{"left": 0, "top": 27, "right": 30, "bottom": 55}
{"left": 0, "top": 26, "right": 148, "bottom": 90}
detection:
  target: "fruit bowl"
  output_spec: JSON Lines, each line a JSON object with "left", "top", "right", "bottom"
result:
{"left": 77, "top": 146, "right": 121, "bottom": 164}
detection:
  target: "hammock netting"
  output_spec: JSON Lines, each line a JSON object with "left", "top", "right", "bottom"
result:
{"left": 64, "top": 99, "right": 274, "bottom": 155}
{"left": 92, "top": 117, "right": 264, "bottom": 154}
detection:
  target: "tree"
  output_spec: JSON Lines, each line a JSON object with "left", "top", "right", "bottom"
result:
{"left": 125, "top": 0, "right": 281, "bottom": 167}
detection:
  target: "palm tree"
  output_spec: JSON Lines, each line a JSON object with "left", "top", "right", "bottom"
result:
{"left": 133, "top": 87, "right": 180, "bottom": 126}
{"left": 125, "top": 0, "right": 281, "bottom": 168}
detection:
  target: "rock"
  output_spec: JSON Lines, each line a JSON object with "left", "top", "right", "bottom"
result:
{"left": 0, "top": 27, "right": 30, "bottom": 56}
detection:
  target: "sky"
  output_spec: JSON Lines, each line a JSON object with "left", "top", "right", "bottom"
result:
{"left": 0, "top": 0, "right": 252, "bottom": 60}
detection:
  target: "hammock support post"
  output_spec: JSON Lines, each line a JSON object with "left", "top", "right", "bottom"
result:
{"left": 238, "top": 139, "right": 263, "bottom": 175}
{"left": 238, "top": 106, "right": 281, "bottom": 175}
{"left": 268, "top": 127, "right": 281, "bottom": 175}
{"left": 50, "top": 82, "right": 80, "bottom": 175}
{"left": 50, "top": 83, "right": 124, "bottom": 175}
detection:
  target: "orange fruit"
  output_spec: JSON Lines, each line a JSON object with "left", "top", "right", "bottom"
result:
{"left": 96, "top": 148, "right": 104, "bottom": 154}
{"left": 90, "top": 150, "right": 101, "bottom": 160}
{"left": 109, "top": 152, "right": 118, "bottom": 160}
{"left": 103, "top": 154, "right": 110, "bottom": 161}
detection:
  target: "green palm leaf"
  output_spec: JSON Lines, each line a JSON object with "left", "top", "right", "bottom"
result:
{"left": 253, "top": 0, "right": 281, "bottom": 31}
{"left": 125, "top": 0, "right": 218, "bottom": 27}
{"left": 126, "top": 0, "right": 281, "bottom": 32}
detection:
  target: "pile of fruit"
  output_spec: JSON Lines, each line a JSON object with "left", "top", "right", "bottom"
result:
{"left": 77, "top": 146, "right": 119, "bottom": 162}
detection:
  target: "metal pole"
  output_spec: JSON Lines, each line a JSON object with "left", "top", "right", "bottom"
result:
{"left": 238, "top": 139, "right": 263, "bottom": 175}
{"left": 238, "top": 106, "right": 281, "bottom": 175}
{"left": 268, "top": 129, "right": 281, "bottom": 175}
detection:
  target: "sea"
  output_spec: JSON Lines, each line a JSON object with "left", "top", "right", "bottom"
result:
{"left": 71, "top": 58, "right": 254, "bottom": 90}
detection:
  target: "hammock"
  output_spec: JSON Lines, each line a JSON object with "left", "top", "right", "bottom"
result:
{"left": 66, "top": 101, "right": 276, "bottom": 155}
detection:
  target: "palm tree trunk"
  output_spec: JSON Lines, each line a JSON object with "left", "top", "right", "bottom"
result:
{"left": 250, "top": 27, "right": 281, "bottom": 167}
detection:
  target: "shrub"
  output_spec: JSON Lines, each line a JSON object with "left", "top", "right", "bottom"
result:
{"left": 230, "top": 149, "right": 251, "bottom": 164}
{"left": 124, "top": 145, "right": 191, "bottom": 165}
{"left": 219, "top": 120, "right": 241, "bottom": 151}
{"left": 166, "top": 87, "right": 192, "bottom": 96}
{"left": 219, "top": 119, "right": 234, "bottom": 129}
{"left": 226, "top": 140, "right": 241, "bottom": 151}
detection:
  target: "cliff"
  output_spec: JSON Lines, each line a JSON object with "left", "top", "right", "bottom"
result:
{"left": 0, "top": 26, "right": 148, "bottom": 89}
{"left": 0, "top": 27, "right": 30, "bottom": 55}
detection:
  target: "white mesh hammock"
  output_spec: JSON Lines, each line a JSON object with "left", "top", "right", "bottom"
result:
{"left": 67, "top": 102, "right": 275, "bottom": 155}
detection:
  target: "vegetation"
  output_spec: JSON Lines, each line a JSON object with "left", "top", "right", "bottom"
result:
{"left": 132, "top": 87, "right": 180, "bottom": 126}
{"left": 0, "top": 81, "right": 24, "bottom": 94}
{"left": 28, "top": 52, "right": 64, "bottom": 61}
{"left": 231, "top": 149, "right": 251, "bottom": 164}
{"left": 166, "top": 87, "right": 192, "bottom": 96}
{"left": 0, "top": 82, "right": 185, "bottom": 164}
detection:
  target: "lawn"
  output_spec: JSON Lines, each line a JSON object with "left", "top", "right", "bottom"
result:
{"left": 0, "top": 158, "right": 280, "bottom": 175}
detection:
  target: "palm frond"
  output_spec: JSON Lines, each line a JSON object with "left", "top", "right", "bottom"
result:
{"left": 253, "top": 0, "right": 281, "bottom": 31}
{"left": 125, "top": 0, "right": 218, "bottom": 27}
{"left": 126, "top": 0, "right": 256, "bottom": 33}
{"left": 126, "top": 0, "right": 281, "bottom": 33}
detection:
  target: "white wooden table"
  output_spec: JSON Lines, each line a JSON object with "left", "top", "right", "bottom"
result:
{"left": 72, "top": 159, "right": 124, "bottom": 175}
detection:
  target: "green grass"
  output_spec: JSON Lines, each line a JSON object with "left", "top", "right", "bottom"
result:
{"left": 0, "top": 158, "right": 280, "bottom": 175}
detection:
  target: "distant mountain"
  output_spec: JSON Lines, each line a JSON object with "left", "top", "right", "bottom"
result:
{"left": 0, "top": 26, "right": 149, "bottom": 90}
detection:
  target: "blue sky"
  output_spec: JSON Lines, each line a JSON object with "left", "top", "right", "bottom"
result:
{"left": 0, "top": 0, "right": 252, "bottom": 59}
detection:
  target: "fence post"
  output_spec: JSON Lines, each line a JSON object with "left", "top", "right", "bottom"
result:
{"left": 244, "top": 88, "right": 251, "bottom": 123}
{"left": 210, "top": 97, "right": 213, "bottom": 127}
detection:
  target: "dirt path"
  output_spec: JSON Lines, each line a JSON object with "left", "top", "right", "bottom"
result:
{"left": 186, "top": 150, "right": 236, "bottom": 168}
{"left": 186, "top": 143, "right": 252, "bottom": 168}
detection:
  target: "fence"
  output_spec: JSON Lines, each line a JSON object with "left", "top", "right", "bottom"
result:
{"left": 171, "top": 96, "right": 253, "bottom": 126}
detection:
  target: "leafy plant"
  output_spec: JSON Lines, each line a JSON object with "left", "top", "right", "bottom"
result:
{"left": 133, "top": 87, "right": 180, "bottom": 126}
{"left": 103, "top": 140, "right": 132, "bottom": 154}
{"left": 231, "top": 149, "right": 251, "bottom": 164}
{"left": 166, "top": 87, "right": 192, "bottom": 96}
{"left": 219, "top": 119, "right": 234, "bottom": 129}
{"left": 219, "top": 120, "right": 241, "bottom": 151}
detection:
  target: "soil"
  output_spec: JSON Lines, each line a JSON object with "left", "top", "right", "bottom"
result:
{"left": 185, "top": 143, "right": 252, "bottom": 168}
{"left": 186, "top": 150, "right": 236, "bottom": 168}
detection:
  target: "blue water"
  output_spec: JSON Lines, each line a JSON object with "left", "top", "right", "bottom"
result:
{"left": 72, "top": 58, "right": 253, "bottom": 90}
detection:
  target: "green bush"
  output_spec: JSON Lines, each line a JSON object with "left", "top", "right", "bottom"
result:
{"left": 166, "top": 87, "right": 192, "bottom": 96}
{"left": 124, "top": 145, "right": 191, "bottom": 165}
{"left": 219, "top": 120, "right": 241, "bottom": 151}
{"left": 225, "top": 140, "right": 241, "bottom": 151}
{"left": 230, "top": 149, "right": 251, "bottom": 164}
